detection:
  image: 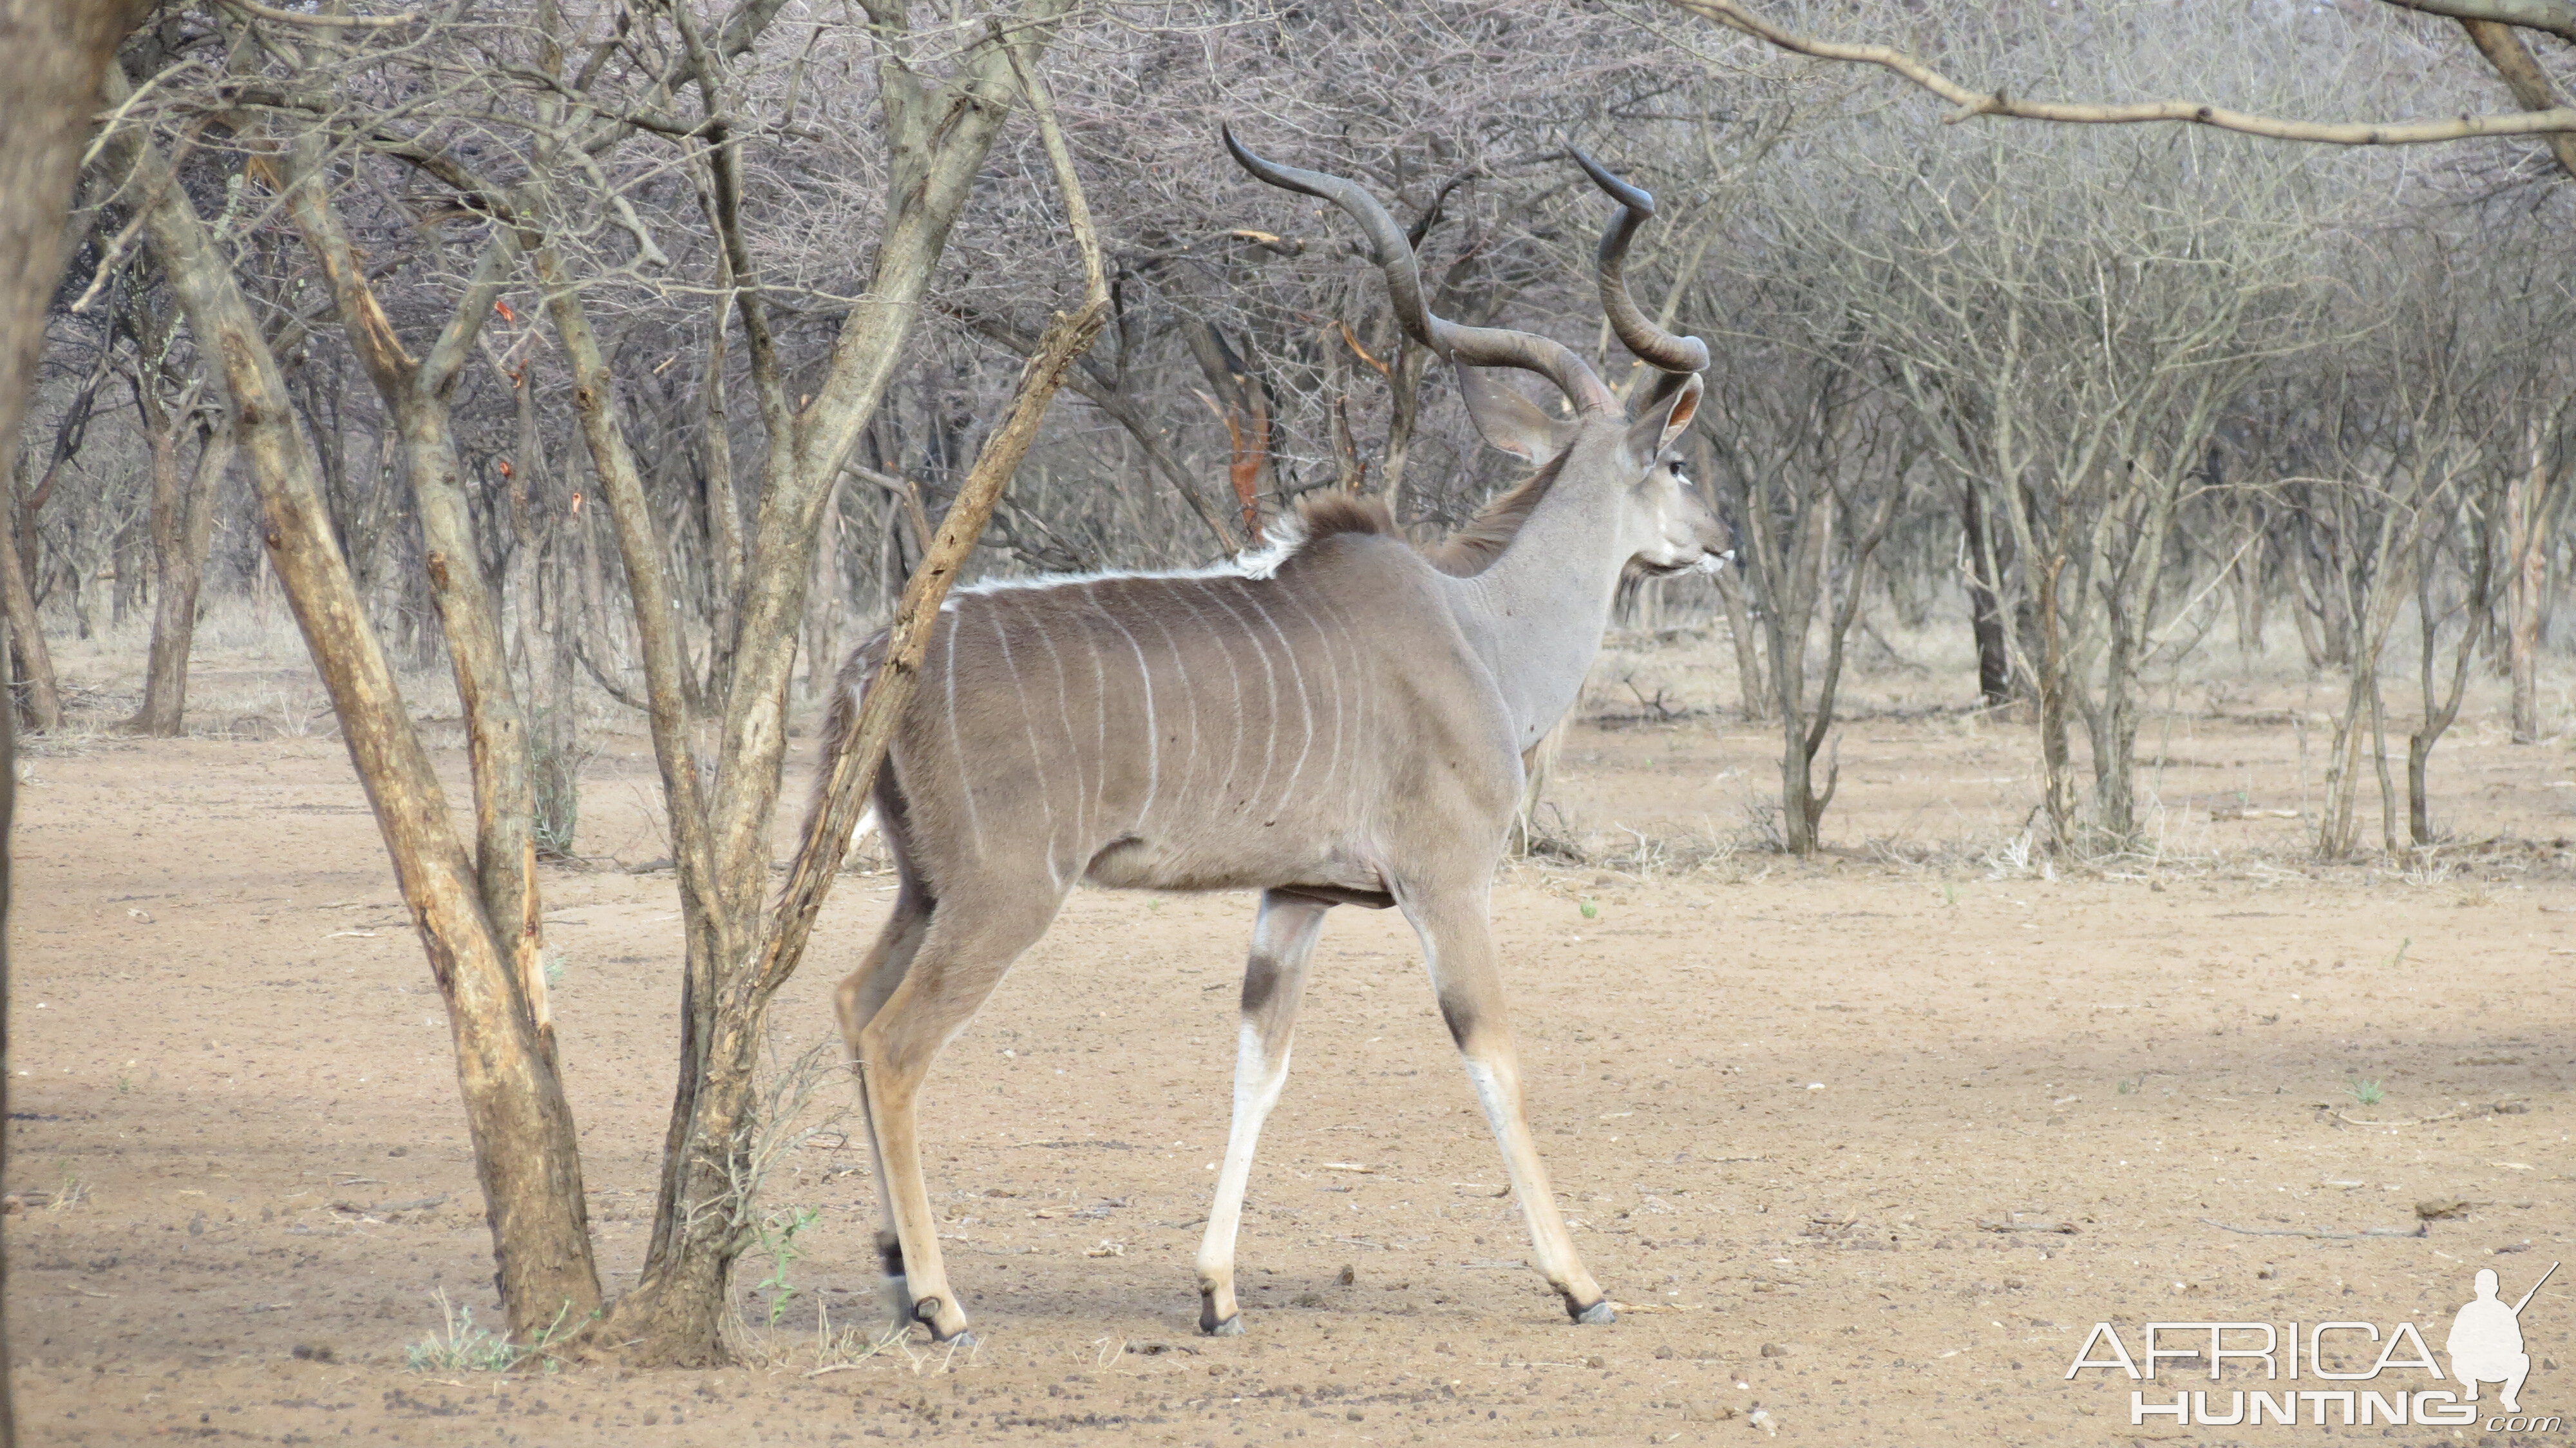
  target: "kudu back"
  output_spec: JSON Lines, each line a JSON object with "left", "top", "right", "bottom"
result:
{"left": 820, "top": 133, "right": 1728, "bottom": 1344}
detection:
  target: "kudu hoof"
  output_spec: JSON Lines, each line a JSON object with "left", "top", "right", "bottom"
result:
{"left": 1569, "top": 1298, "right": 1616, "bottom": 1326}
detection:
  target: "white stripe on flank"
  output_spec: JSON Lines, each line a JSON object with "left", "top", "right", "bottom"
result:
{"left": 942, "top": 613, "right": 982, "bottom": 853}
{"left": 1175, "top": 582, "right": 1247, "bottom": 804}
{"left": 1307, "top": 584, "right": 1374, "bottom": 798}
{"left": 1076, "top": 596, "right": 1110, "bottom": 826}
{"left": 988, "top": 602, "right": 1061, "bottom": 889}
{"left": 1199, "top": 582, "right": 1280, "bottom": 811}
{"left": 1022, "top": 605, "right": 1087, "bottom": 865}
{"left": 1094, "top": 598, "right": 1159, "bottom": 825}
{"left": 1276, "top": 586, "right": 1346, "bottom": 797}
{"left": 1137, "top": 606, "right": 1200, "bottom": 818}
{"left": 1243, "top": 593, "right": 1314, "bottom": 814}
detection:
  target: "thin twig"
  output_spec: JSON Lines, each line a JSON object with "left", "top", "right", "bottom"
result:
{"left": 2199, "top": 1217, "right": 2428, "bottom": 1240}
{"left": 2331, "top": 1107, "right": 2468, "bottom": 1128}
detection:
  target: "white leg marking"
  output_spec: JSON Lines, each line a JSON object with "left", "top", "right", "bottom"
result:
{"left": 1198, "top": 1021, "right": 1293, "bottom": 1292}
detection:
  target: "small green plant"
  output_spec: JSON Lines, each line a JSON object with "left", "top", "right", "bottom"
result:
{"left": 542, "top": 949, "right": 567, "bottom": 987}
{"left": 750, "top": 1206, "right": 822, "bottom": 1328}
{"left": 2347, "top": 1078, "right": 2385, "bottom": 1108}
{"left": 115, "top": 1074, "right": 131, "bottom": 1094}
{"left": 527, "top": 709, "right": 596, "bottom": 861}
{"left": 2383, "top": 937, "right": 2412, "bottom": 969}
{"left": 1577, "top": 897, "right": 1599, "bottom": 920}
{"left": 2115, "top": 1076, "right": 2139, "bottom": 1096}
{"left": 1940, "top": 884, "right": 1961, "bottom": 908}
{"left": 405, "top": 1289, "right": 568, "bottom": 1374}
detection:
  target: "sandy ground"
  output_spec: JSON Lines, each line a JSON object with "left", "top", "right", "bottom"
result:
{"left": 9, "top": 633, "right": 2576, "bottom": 1447}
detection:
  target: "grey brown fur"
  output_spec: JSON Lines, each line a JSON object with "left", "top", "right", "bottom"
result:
{"left": 822, "top": 137, "right": 1727, "bottom": 1344}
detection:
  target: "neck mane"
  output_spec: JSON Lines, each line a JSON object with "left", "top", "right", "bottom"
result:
{"left": 1251, "top": 451, "right": 1571, "bottom": 578}
{"left": 1420, "top": 451, "right": 1571, "bottom": 576}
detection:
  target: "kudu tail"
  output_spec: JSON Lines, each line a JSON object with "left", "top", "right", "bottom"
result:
{"left": 800, "top": 634, "right": 891, "bottom": 857}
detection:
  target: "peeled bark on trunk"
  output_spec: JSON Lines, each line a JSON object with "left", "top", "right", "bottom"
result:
{"left": 123, "top": 419, "right": 231, "bottom": 735}
{"left": 111, "top": 82, "right": 601, "bottom": 1342}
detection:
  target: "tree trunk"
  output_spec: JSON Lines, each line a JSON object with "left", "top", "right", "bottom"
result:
{"left": 1962, "top": 484, "right": 2010, "bottom": 705}
{"left": 0, "top": 457, "right": 59, "bottom": 732}
{"left": 544, "top": 8, "right": 1080, "bottom": 1360}
{"left": 114, "top": 84, "right": 601, "bottom": 1342}
{"left": 2505, "top": 421, "right": 2550, "bottom": 745}
{"left": 123, "top": 420, "right": 232, "bottom": 735}
{"left": 2032, "top": 555, "right": 2078, "bottom": 852}
{"left": 0, "top": 1, "right": 146, "bottom": 1427}
{"left": 1712, "top": 562, "right": 1765, "bottom": 721}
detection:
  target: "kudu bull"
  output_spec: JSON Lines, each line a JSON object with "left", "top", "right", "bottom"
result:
{"left": 819, "top": 133, "right": 1727, "bottom": 1342}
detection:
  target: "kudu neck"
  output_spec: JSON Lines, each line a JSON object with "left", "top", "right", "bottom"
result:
{"left": 1446, "top": 452, "right": 1634, "bottom": 752}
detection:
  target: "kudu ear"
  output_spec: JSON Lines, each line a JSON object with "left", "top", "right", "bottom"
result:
{"left": 1458, "top": 365, "right": 1576, "bottom": 463}
{"left": 1625, "top": 372, "right": 1703, "bottom": 462}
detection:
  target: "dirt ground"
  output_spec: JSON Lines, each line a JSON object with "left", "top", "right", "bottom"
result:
{"left": 10, "top": 629, "right": 2576, "bottom": 1447}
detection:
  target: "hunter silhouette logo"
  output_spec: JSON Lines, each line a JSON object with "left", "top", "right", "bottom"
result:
{"left": 2450, "top": 1262, "right": 2555, "bottom": 1415}
{"left": 2067, "top": 1261, "right": 2559, "bottom": 1430}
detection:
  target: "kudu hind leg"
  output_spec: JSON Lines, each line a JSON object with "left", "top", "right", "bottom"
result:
{"left": 1404, "top": 892, "right": 1609, "bottom": 1324}
{"left": 851, "top": 881, "right": 1063, "bottom": 1342}
{"left": 1196, "top": 890, "right": 1332, "bottom": 1335}
{"left": 835, "top": 877, "right": 933, "bottom": 1326}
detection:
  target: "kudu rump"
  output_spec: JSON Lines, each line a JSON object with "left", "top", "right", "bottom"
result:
{"left": 818, "top": 133, "right": 1728, "bottom": 1343}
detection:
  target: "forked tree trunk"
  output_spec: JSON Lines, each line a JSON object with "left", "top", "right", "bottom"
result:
{"left": 524, "top": 10, "right": 1082, "bottom": 1360}
{"left": 124, "top": 420, "right": 232, "bottom": 735}
{"left": 276, "top": 146, "right": 553, "bottom": 1047}
{"left": 110, "top": 82, "right": 601, "bottom": 1342}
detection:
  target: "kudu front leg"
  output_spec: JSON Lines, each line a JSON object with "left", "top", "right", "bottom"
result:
{"left": 1405, "top": 891, "right": 1610, "bottom": 1324}
{"left": 1196, "top": 890, "right": 1332, "bottom": 1335}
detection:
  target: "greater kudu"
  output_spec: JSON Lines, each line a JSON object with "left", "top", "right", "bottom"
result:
{"left": 821, "top": 133, "right": 1727, "bottom": 1343}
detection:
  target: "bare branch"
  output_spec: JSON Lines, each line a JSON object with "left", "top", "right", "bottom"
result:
{"left": 216, "top": 0, "right": 421, "bottom": 30}
{"left": 1665, "top": 0, "right": 2576, "bottom": 143}
{"left": 2384, "top": 0, "right": 2576, "bottom": 45}
{"left": 2459, "top": 17, "right": 2576, "bottom": 177}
